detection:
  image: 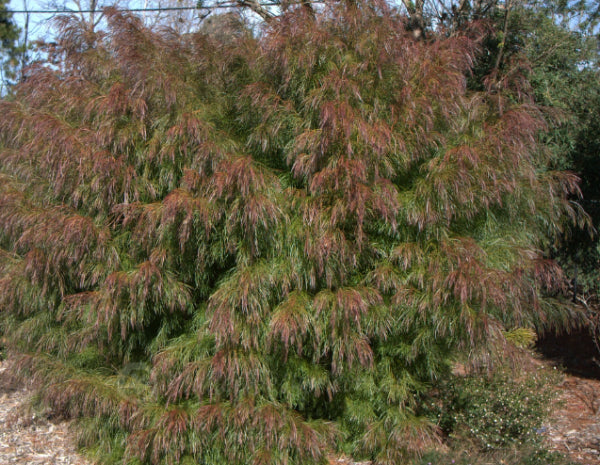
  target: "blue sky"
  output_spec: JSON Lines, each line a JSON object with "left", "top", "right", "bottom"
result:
{"left": 9, "top": 0, "right": 55, "bottom": 42}
{"left": 7, "top": 0, "right": 190, "bottom": 43}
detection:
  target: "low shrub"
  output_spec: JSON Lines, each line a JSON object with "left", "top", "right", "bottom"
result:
{"left": 427, "top": 367, "right": 560, "bottom": 451}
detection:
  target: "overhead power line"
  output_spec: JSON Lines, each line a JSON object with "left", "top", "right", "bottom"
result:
{"left": 8, "top": 2, "right": 284, "bottom": 14}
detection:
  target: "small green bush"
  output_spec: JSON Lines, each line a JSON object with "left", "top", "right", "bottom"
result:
{"left": 430, "top": 368, "right": 560, "bottom": 451}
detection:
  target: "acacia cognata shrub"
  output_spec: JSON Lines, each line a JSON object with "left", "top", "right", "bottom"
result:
{"left": 0, "top": 2, "right": 582, "bottom": 464}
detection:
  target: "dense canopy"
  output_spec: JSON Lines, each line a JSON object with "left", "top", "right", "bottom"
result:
{"left": 0, "top": 2, "right": 581, "bottom": 464}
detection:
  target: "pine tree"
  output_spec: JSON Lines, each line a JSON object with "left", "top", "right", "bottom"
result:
{"left": 0, "top": 0, "right": 21, "bottom": 90}
{"left": 0, "top": 3, "right": 581, "bottom": 464}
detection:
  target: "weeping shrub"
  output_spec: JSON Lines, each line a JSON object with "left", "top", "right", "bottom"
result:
{"left": 0, "top": 2, "right": 582, "bottom": 464}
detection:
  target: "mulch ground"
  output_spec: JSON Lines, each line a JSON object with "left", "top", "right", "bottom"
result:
{"left": 0, "top": 361, "right": 91, "bottom": 465}
{"left": 546, "top": 374, "right": 600, "bottom": 464}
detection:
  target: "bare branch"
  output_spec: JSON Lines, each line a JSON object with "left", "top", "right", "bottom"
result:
{"left": 236, "top": 0, "right": 275, "bottom": 20}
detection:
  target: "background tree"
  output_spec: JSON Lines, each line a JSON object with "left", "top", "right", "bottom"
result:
{"left": 0, "top": 0, "right": 21, "bottom": 91}
{"left": 478, "top": 0, "right": 600, "bottom": 307}
{"left": 0, "top": 2, "right": 583, "bottom": 464}
{"left": 409, "top": 0, "right": 600, "bottom": 314}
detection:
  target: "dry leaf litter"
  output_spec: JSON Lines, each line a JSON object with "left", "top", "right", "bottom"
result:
{"left": 0, "top": 360, "right": 91, "bottom": 465}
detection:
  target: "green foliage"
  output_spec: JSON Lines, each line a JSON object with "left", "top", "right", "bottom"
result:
{"left": 517, "top": 5, "right": 600, "bottom": 299}
{"left": 429, "top": 368, "right": 560, "bottom": 451}
{"left": 504, "top": 327, "right": 537, "bottom": 349}
{"left": 552, "top": 74, "right": 600, "bottom": 296}
{"left": 0, "top": 3, "right": 581, "bottom": 464}
{"left": 461, "top": 0, "right": 600, "bottom": 297}
{"left": 0, "top": 0, "right": 20, "bottom": 89}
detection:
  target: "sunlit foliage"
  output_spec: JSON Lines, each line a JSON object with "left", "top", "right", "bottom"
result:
{"left": 0, "top": 2, "right": 581, "bottom": 464}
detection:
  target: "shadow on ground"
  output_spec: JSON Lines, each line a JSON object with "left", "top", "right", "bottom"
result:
{"left": 537, "top": 327, "right": 600, "bottom": 379}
